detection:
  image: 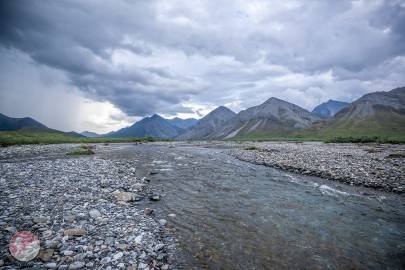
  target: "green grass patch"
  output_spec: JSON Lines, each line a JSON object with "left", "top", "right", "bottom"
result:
{"left": 325, "top": 136, "right": 405, "bottom": 144}
{"left": 0, "top": 129, "right": 157, "bottom": 146}
{"left": 80, "top": 144, "right": 95, "bottom": 150}
{"left": 244, "top": 146, "right": 259, "bottom": 150}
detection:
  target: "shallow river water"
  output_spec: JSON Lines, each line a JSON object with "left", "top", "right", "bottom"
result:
{"left": 101, "top": 143, "right": 405, "bottom": 270}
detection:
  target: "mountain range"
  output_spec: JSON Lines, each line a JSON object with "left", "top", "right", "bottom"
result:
{"left": 1, "top": 87, "right": 404, "bottom": 141}
{"left": 0, "top": 113, "right": 47, "bottom": 131}
{"left": 312, "top": 100, "right": 349, "bottom": 118}
{"left": 0, "top": 113, "right": 84, "bottom": 138}
{"left": 176, "top": 106, "right": 236, "bottom": 140}
{"left": 315, "top": 87, "right": 405, "bottom": 138}
{"left": 209, "top": 97, "right": 321, "bottom": 139}
{"left": 105, "top": 115, "right": 198, "bottom": 139}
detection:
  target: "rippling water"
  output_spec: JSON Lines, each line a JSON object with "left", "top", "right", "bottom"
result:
{"left": 102, "top": 143, "right": 405, "bottom": 270}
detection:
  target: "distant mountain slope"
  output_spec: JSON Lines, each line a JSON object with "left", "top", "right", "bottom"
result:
{"left": 106, "top": 114, "right": 184, "bottom": 139}
{"left": 318, "top": 87, "right": 405, "bottom": 138}
{"left": 65, "top": 131, "right": 86, "bottom": 138}
{"left": 168, "top": 117, "right": 198, "bottom": 129}
{"left": 312, "top": 100, "right": 349, "bottom": 118}
{"left": 176, "top": 106, "right": 236, "bottom": 140}
{"left": 0, "top": 113, "right": 47, "bottom": 130}
{"left": 210, "top": 97, "right": 320, "bottom": 139}
{"left": 81, "top": 131, "right": 100, "bottom": 138}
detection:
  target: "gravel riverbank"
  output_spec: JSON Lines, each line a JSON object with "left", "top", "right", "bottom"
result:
{"left": 229, "top": 142, "right": 405, "bottom": 193}
{"left": 0, "top": 144, "right": 176, "bottom": 269}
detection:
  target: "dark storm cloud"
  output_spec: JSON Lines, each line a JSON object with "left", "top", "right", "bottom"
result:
{"left": 1, "top": 0, "right": 405, "bottom": 117}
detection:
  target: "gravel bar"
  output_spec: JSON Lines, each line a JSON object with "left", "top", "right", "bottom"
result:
{"left": 229, "top": 142, "right": 405, "bottom": 193}
{"left": 0, "top": 144, "right": 176, "bottom": 269}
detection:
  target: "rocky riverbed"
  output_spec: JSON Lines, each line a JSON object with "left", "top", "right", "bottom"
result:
{"left": 0, "top": 144, "right": 176, "bottom": 269}
{"left": 1, "top": 142, "right": 404, "bottom": 269}
{"left": 229, "top": 142, "right": 405, "bottom": 193}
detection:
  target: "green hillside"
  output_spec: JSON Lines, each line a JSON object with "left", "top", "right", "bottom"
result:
{"left": 229, "top": 110, "right": 405, "bottom": 143}
{"left": 0, "top": 128, "right": 154, "bottom": 146}
{"left": 316, "top": 108, "right": 405, "bottom": 139}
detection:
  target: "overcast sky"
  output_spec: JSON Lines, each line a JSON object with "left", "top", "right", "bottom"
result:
{"left": 1, "top": 0, "right": 405, "bottom": 133}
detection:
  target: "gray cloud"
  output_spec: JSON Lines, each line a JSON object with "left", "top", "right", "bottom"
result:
{"left": 1, "top": 0, "right": 405, "bottom": 123}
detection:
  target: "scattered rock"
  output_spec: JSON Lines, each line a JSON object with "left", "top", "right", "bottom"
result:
{"left": 33, "top": 216, "right": 48, "bottom": 224}
{"left": 100, "top": 257, "right": 111, "bottom": 264}
{"left": 63, "top": 250, "right": 74, "bottom": 256}
{"left": 158, "top": 219, "right": 167, "bottom": 226}
{"left": 155, "top": 243, "right": 165, "bottom": 251}
{"left": 89, "top": 209, "right": 101, "bottom": 219}
{"left": 64, "top": 228, "right": 86, "bottom": 237}
{"left": 135, "top": 234, "right": 143, "bottom": 244}
{"left": 100, "top": 179, "right": 109, "bottom": 188}
{"left": 0, "top": 144, "right": 178, "bottom": 269}
{"left": 116, "top": 243, "right": 128, "bottom": 251}
{"left": 138, "top": 262, "right": 148, "bottom": 269}
{"left": 144, "top": 208, "right": 154, "bottom": 215}
{"left": 113, "top": 191, "right": 141, "bottom": 202}
{"left": 149, "top": 194, "right": 161, "bottom": 201}
{"left": 230, "top": 142, "right": 405, "bottom": 193}
{"left": 69, "top": 261, "right": 85, "bottom": 270}
{"left": 45, "top": 262, "right": 57, "bottom": 269}
{"left": 113, "top": 252, "right": 124, "bottom": 261}
{"left": 38, "top": 249, "right": 54, "bottom": 262}
{"left": 64, "top": 215, "right": 76, "bottom": 223}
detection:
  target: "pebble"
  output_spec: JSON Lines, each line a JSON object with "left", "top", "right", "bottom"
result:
{"left": 113, "top": 251, "right": 124, "bottom": 261}
{"left": 158, "top": 219, "right": 167, "bottom": 226}
{"left": 63, "top": 250, "right": 74, "bottom": 256}
{"left": 64, "top": 215, "right": 76, "bottom": 223}
{"left": 64, "top": 228, "right": 86, "bottom": 237}
{"left": 33, "top": 216, "right": 49, "bottom": 224}
{"left": 44, "top": 262, "right": 57, "bottom": 269}
{"left": 117, "top": 243, "right": 128, "bottom": 250}
{"left": 100, "top": 257, "right": 111, "bottom": 264}
{"left": 149, "top": 194, "right": 161, "bottom": 201}
{"left": 113, "top": 191, "right": 138, "bottom": 202}
{"left": 38, "top": 249, "right": 54, "bottom": 262}
{"left": 135, "top": 235, "right": 143, "bottom": 244}
{"left": 69, "top": 261, "right": 85, "bottom": 269}
{"left": 138, "top": 262, "right": 148, "bottom": 269}
{"left": 89, "top": 209, "right": 101, "bottom": 219}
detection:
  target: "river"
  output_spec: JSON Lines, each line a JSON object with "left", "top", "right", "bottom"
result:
{"left": 100, "top": 143, "right": 405, "bottom": 270}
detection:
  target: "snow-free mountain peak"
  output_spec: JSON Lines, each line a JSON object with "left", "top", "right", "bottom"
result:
{"left": 312, "top": 100, "right": 350, "bottom": 118}
{"left": 176, "top": 106, "right": 236, "bottom": 140}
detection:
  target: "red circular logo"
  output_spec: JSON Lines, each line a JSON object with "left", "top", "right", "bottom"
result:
{"left": 9, "top": 231, "right": 40, "bottom": 262}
